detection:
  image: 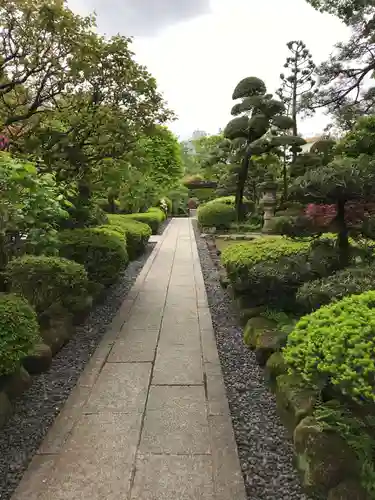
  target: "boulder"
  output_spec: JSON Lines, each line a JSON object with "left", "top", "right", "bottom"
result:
{"left": 0, "top": 392, "right": 12, "bottom": 429}
{"left": 265, "top": 352, "right": 288, "bottom": 385}
{"left": 328, "top": 480, "right": 369, "bottom": 500}
{"left": 255, "top": 329, "right": 288, "bottom": 366}
{"left": 219, "top": 271, "right": 230, "bottom": 289}
{"left": 239, "top": 306, "right": 265, "bottom": 326}
{"left": 294, "top": 416, "right": 359, "bottom": 492}
{"left": 243, "top": 316, "right": 278, "bottom": 349}
{"left": 23, "top": 343, "right": 52, "bottom": 375}
{"left": 3, "top": 367, "right": 32, "bottom": 399}
{"left": 40, "top": 315, "right": 73, "bottom": 355}
{"left": 276, "top": 374, "right": 318, "bottom": 431}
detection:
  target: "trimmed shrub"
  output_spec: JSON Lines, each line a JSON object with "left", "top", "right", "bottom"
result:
{"left": 124, "top": 208, "right": 165, "bottom": 234}
{"left": 59, "top": 228, "right": 129, "bottom": 287}
{"left": 206, "top": 195, "right": 254, "bottom": 214}
{"left": 107, "top": 215, "right": 151, "bottom": 260}
{"left": 59, "top": 201, "right": 108, "bottom": 229}
{"left": 0, "top": 294, "right": 40, "bottom": 376}
{"left": 297, "top": 265, "right": 375, "bottom": 313}
{"left": 5, "top": 256, "right": 91, "bottom": 316}
{"left": 197, "top": 202, "right": 236, "bottom": 229}
{"left": 284, "top": 291, "right": 375, "bottom": 403}
{"left": 221, "top": 237, "right": 310, "bottom": 283}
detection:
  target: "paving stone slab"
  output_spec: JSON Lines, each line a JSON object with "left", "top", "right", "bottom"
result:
{"left": 209, "top": 415, "right": 247, "bottom": 500}
{"left": 131, "top": 454, "right": 214, "bottom": 500}
{"left": 84, "top": 362, "right": 151, "bottom": 413}
{"left": 140, "top": 386, "right": 210, "bottom": 454}
{"left": 152, "top": 344, "right": 203, "bottom": 385}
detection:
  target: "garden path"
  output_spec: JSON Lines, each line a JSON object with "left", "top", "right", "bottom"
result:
{"left": 12, "top": 218, "right": 246, "bottom": 500}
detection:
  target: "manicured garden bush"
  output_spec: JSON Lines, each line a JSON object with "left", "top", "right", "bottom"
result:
{"left": 0, "top": 294, "right": 40, "bottom": 376}
{"left": 107, "top": 214, "right": 151, "bottom": 260}
{"left": 221, "top": 237, "right": 310, "bottom": 282}
{"left": 5, "top": 256, "right": 91, "bottom": 316}
{"left": 197, "top": 202, "right": 236, "bottom": 229}
{"left": 124, "top": 208, "right": 165, "bottom": 234}
{"left": 296, "top": 265, "right": 375, "bottom": 313}
{"left": 206, "top": 195, "right": 254, "bottom": 214}
{"left": 59, "top": 228, "right": 129, "bottom": 288}
{"left": 284, "top": 291, "right": 375, "bottom": 403}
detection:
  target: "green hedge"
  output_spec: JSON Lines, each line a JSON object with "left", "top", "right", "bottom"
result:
{"left": 6, "top": 255, "right": 91, "bottom": 316}
{"left": 296, "top": 265, "right": 375, "bottom": 313}
{"left": 284, "top": 291, "right": 375, "bottom": 403}
{"left": 221, "top": 237, "right": 310, "bottom": 281}
{"left": 124, "top": 208, "right": 165, "bottom": 235}
{"left": 0, "top": 293, "right": 40, "bottom": 375}
{"left": 222, "top": 237, "right": 342, "bottom": 309}
{"left": 206, "top": 196, "right": 254, "bottom": 214}
{"left": 197, "top": 202, "right": 236, "bottom": 229}
{"left": 107, "top": 215, "right": 151, "bottom": 260}
{"left": 59, "top": 228, "right": 129, "bottom": 288}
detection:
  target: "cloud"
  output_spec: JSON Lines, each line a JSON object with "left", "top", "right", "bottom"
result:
{"left": 72, "top": 0, "right": 211, "bottom": 36}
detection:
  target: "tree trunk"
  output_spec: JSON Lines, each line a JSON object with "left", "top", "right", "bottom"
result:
{"left": 291, "top": 59, "right": 298, "bottom": 165}
{"left": 336, "top": 199, "right": 350, "bottom": 268}
{"left": 235, "top": 148, "right": 251, "bottom": 222}
{"left": 107, "top": 193, "right": 117, "bottom": 214}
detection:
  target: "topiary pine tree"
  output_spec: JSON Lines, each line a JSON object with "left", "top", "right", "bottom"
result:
{"left": 224, "top": 76, "right": 305, "bottom": 220}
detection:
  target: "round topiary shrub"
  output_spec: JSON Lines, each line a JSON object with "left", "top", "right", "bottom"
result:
{"left": 206, "top": 196, "right": 254, "bottom": 215}
{"left": 284, "top": 290, "right": 375, "bottom": 403}
{"left": 0, "top": 294, "right": 40, "bottom": 376}
{"left": 197, "top": 202, "right": 236, "bottom": 229}
{"left": 58, "top": 228, "right": 129, "bottom": 288}
{"left": 107, "top": 215, "right": 151, "bottom": 260}
{"left": 6, "top": 255, "right": 91, "bottom": 316}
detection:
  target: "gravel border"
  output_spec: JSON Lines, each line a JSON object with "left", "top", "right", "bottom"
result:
{"left": 0, "top": 231, "right": 163, "bottom": 500}
{"left": 193, "top": 220, "right": 311, "bottom": 500}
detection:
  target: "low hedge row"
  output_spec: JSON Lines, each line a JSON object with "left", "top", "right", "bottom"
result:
{"left": 107, "top": 214, "right": 151, "bottom": 260}
{"left": 222, "top": 237, "right": 346, "bottom": 309}
{"left": 124, "top": 207, "right": 165, "bottom": 234}
{"left": 296, "top": 265, "right": 375, "bottom": 313}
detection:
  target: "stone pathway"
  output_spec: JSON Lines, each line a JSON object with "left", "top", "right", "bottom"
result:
{"left": 12, "top": 218, "right": 246, "bottom": 500}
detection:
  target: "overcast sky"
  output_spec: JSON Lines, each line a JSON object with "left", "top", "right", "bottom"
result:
{"left": 69, "top": 0, "right": 349, "bottom": 140}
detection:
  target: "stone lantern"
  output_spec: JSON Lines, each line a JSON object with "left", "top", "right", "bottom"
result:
{"left": 260, "top": 175, "right": 277, "bottom": 233}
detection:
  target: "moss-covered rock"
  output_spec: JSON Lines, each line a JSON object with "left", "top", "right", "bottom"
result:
{"left": 219, "top": 271, "right": 230, "bottom": 289}
{"left": 265, "top": 352, "right": 288, "bottom": 385}
{"left": 243, "top": 316, "right": 277, "bottom": 349}
{"left": 40, "top": 315, "right": 73, "bottom": 355}
{"left": 23, "top": 343, "right": 52, "bottom": 375}
{"left": 294, "top": 416, "right": 359, "bottom": 492}
{"left": 2, "top": 367, "right": 32, "bottom": 399}
{"left": 276, "top": 374, "right": 318, "bottom": 431}
{"left": 239, "top": 306, "right": 265, "bottom": 326}
{"left": 0, "top": 392, "right": 12, "bottom": 429}
{"left": 255, "top": 329, "right": 288, "bottom": 366}
{"left": 328, "top": 480, "right": 369, "bottom": 500}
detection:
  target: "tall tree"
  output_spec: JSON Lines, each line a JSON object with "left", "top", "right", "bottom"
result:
{"left": 305, "top": 0, "right": 375, "bottom": 23}
{"left": 0, "top": 0, "right": 95, "bottom": 128}
{"left": 277, "top": 41, "right": 315, "bottom": 169}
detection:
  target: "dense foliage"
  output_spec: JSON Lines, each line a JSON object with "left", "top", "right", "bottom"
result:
{"left": 107, "top": 215, "right": 151, "bottom": 260}
{"left": 284, "top": 291, "right": 375, "bottom": 403}
{"left": 6, "top": 255, "right": 91, "bottom": 316}
{"left": 197, "top": 202, "right": 236, "bottom": 229}
{"left": 0, "top": 294, "right": 40, "bottom": 376}
{"left": 59, "top": 228, "right": 129, "bottom": 288}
